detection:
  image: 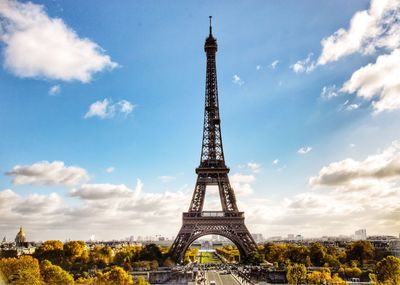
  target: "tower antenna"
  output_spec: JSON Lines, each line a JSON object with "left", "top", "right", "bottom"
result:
{"left": 209, "top": 16, "right": 212, "bottom": 36}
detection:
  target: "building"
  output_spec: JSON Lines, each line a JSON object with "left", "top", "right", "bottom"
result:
{"left": 251, "top": 233, "right": 264, "bottom": 243}
{"left": 15, "top": 226, "right": 27, "bottom": 247}
{"left": 354, "top": 229, "right": 367, "bottom": 240}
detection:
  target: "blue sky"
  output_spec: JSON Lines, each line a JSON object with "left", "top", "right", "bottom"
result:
{"left": 1, "top": 0, "right": 399, "bottom": 241}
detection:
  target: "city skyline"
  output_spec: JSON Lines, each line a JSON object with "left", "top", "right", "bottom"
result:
{"left": 1, "top": 0, "right": 400, "bottom": 241}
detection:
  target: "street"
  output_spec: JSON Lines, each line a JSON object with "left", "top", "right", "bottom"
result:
{"left": 205, "top": 270, "right": 241, "bottom": 285}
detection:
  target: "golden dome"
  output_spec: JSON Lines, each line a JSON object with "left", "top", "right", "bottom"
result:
{"left": 15, "top": 226, "right": 27, "bottom": 246}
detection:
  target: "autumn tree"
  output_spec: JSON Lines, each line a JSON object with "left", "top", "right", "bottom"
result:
{"left": 345, "top": 240, "right": 374, "bottom": 266}
{"left": 286, "top": 244, "right": 311, "bottom": 266}
{"left": 286, "top": 263, "right": 307, "bottom": 284}
{"left": 64, "top": 240, "right": 86, "bottom": 261}
{"left": 89, "top": 245, "right": 113, "bottom": 268}
{"left": 40, "top": 260, "right": 74, "bottom": 285}
{"left": 34, "top": 240, "right": 64, "bottom": 265}
{"left": 133, "top": 276, "right": 150, "bottom": 285}
{"left": 0, "top": 255, "right": 42, "bottom": 285}
{"left": 263, "top": 243, "right": 289, "bottom": 266}
{"left": 102, "top": 266, "right": 133, "bottom": 285}
{"left": 370, "top": 255, "right": 400, "bottom": 285}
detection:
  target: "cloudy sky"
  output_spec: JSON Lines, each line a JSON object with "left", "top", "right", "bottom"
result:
{"left": 1, "top": 0, "right": 399, "bottom": 241}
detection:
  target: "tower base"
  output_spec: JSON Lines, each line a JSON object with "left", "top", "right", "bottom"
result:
{"left": 169, "top": 211, "right": 257, "bottom": 262}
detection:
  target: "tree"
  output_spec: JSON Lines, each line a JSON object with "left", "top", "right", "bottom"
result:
{"left": 139, "top": 244, "right": 162, "bottom": 262}
{"left": 244, "top": 251, "right": 265, "bottom": 265}
{"left": 89, "top": 245, "right": 113, "bottom": 268}
{"left": 40, "top": 260, "right": 74, "bottom": 285}
{"left": 370, "top": 255, "right": 400, "bottom": 285}
{"left": 34, "top": 240, "right": 64, "bottom": 265}
{"left": 286, "top": 244, "right": 311, "bottom": 266}
{"left": 286, "top": 263, "right": 307, "bottom": 285}
{"left": 0, "top": 255, "right": 42, "bottom": 285}
{"left": 309, "top": 242, "right": 327, "bottom": 266}
{"left": 133, "top": 276, "right": 150, "bottom": 285}
{"left": 64, "top": 240, "right": 86, "bottom": 261}
{"left": 346, "top": 240, "right": 374, "bottom": 266}
{"left": 102, "top": 266, "right": 133, "bottom": 284}
{"left": 263, "top": 243, "right": 288, "bottom": 265}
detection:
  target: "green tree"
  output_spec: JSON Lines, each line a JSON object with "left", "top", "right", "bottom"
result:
{"left": 244, "top": 251, "right": 265, "bottom": 265}
{"left": 286, "top": 263, "right": 307, "bottom": 284}
{"left": 0, "top": 255, "right": 42, "bottom": 285}
{"left": 345, "top": 240, "right": 374, "bottom": 266}
{"left": 370, "top": 255, "right": 400, "bottom": 285}
{"left": 40, "top": 260, "right": 74, "bottom": 285}
{"left": 139, "top": 244, "right": 162, "bottom": 262}
{"left": 309, "top": 242, "right": 327, "bottom": 266}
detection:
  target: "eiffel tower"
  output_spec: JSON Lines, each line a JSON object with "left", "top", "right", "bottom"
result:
{"left": 169, "top": 17, "right": 257, "bottom": 262}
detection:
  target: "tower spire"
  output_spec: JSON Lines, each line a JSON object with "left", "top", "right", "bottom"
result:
{"left": 209, "top": 16, "right": 212, "bottom": 36}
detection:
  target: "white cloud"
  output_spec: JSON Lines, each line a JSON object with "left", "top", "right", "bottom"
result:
{"left": 272, "top": 159, "right": 279, "bottom": 165}
{"left": 346, "top": 103, "right": 360, "bottom": 111}
{"left": 310, "top": 140, "right": 400, "bottom": 189}
{"left": 314, "top": 0, "right": 400, "bottom": 113}
{"left": 6, "top": 160, "right": 89, "bottom": 186}
{"left": 247, "top": 162, "right": 261, "bottom": 173}
{"left": 270, "top": 60, "right": 279, "bottom": 69}
{"left": 349, "top": 143, "right": 356, "bottom": 148}
{"left": 297, "top": 146, "right": 312, "bottom": 154}
{"left": 69, "top": 181, "right": 141, "bottom": 200}
{"left": 256, "top": 65, "right": 261, "bottom": 70}
{"left": 118, "top": 100, "right": 134, "bottom": 115}
{"left": 0, "top": 0, "right": 118, "bottom": 82}
{"left": 157, "top": 176, "right": 176, "bottom": 183}
{"left": 321, "top": 85, "right": 339, "bottom": 99}
{"left": 232, "top": 74, "right": 244, "bottom": 86}
{"left": 2, "top": 145, "right": 400, "bottom": 239}
{"left": 106, "top": 167, "right": 115, "bottom": 173}
{"left": 291, "top": 53, "right": 315, "bottom": 73}
{"left": 230, "top": 173, "right": 255, "bottom": 196}
{"left": 317, "top": 0, "right": 400, "bottom": 65}
{"left": 48, "top": 84, "right": 60, "bottom": 96}
{"left": 341, "top": 49, "right": 400, "bottom": 113}
{"left": 84, "top": 98, "right": 135, "bottom": 119}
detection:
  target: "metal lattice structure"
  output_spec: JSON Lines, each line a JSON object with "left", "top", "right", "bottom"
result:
{"left": 169, "top": 17, "right": 257, "bottom": 262}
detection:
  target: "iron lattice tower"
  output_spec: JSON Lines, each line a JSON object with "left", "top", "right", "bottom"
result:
{"left": 169, "top": 17, "right": 257, "bottom": 262}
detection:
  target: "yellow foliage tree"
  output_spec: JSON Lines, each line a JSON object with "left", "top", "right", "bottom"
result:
{"left": 40, "top": 260, "right": 74, "bottom": 285}
{"left": 0, "top": 255, "right": 42, "bottom": 285}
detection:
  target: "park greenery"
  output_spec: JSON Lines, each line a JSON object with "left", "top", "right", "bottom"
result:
{"left": 0, "top": 239, "right": 399, "bottom": 284}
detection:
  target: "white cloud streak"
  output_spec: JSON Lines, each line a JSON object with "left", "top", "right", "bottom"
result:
{"left": 297, "top": 146, "right": 312, "bottom": 154}
{"left": 84, "top": 98, "right": 135, "bottom": 119}
{"left": 0, "top": 0, "right": 118, "bottom": 82}
{"left": 291, "top": 53, "right": 315, "bottom": 73}
{"left": 270, "top": 60, "right": 279, "bottom": 69}
{"left": 321, "top": 85, "right": 339, "bottom": 99}
{"left": 6, "top": 160, "right": 89, "bottom": 186}
{"left": 48, "top": 85, "right": 60, "bottom": 96}
{"left": 310, "top": 140, "right": 400, "bottom": 188}
{"left": 232, "top": 74, "right": 244, "bottom": 86}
